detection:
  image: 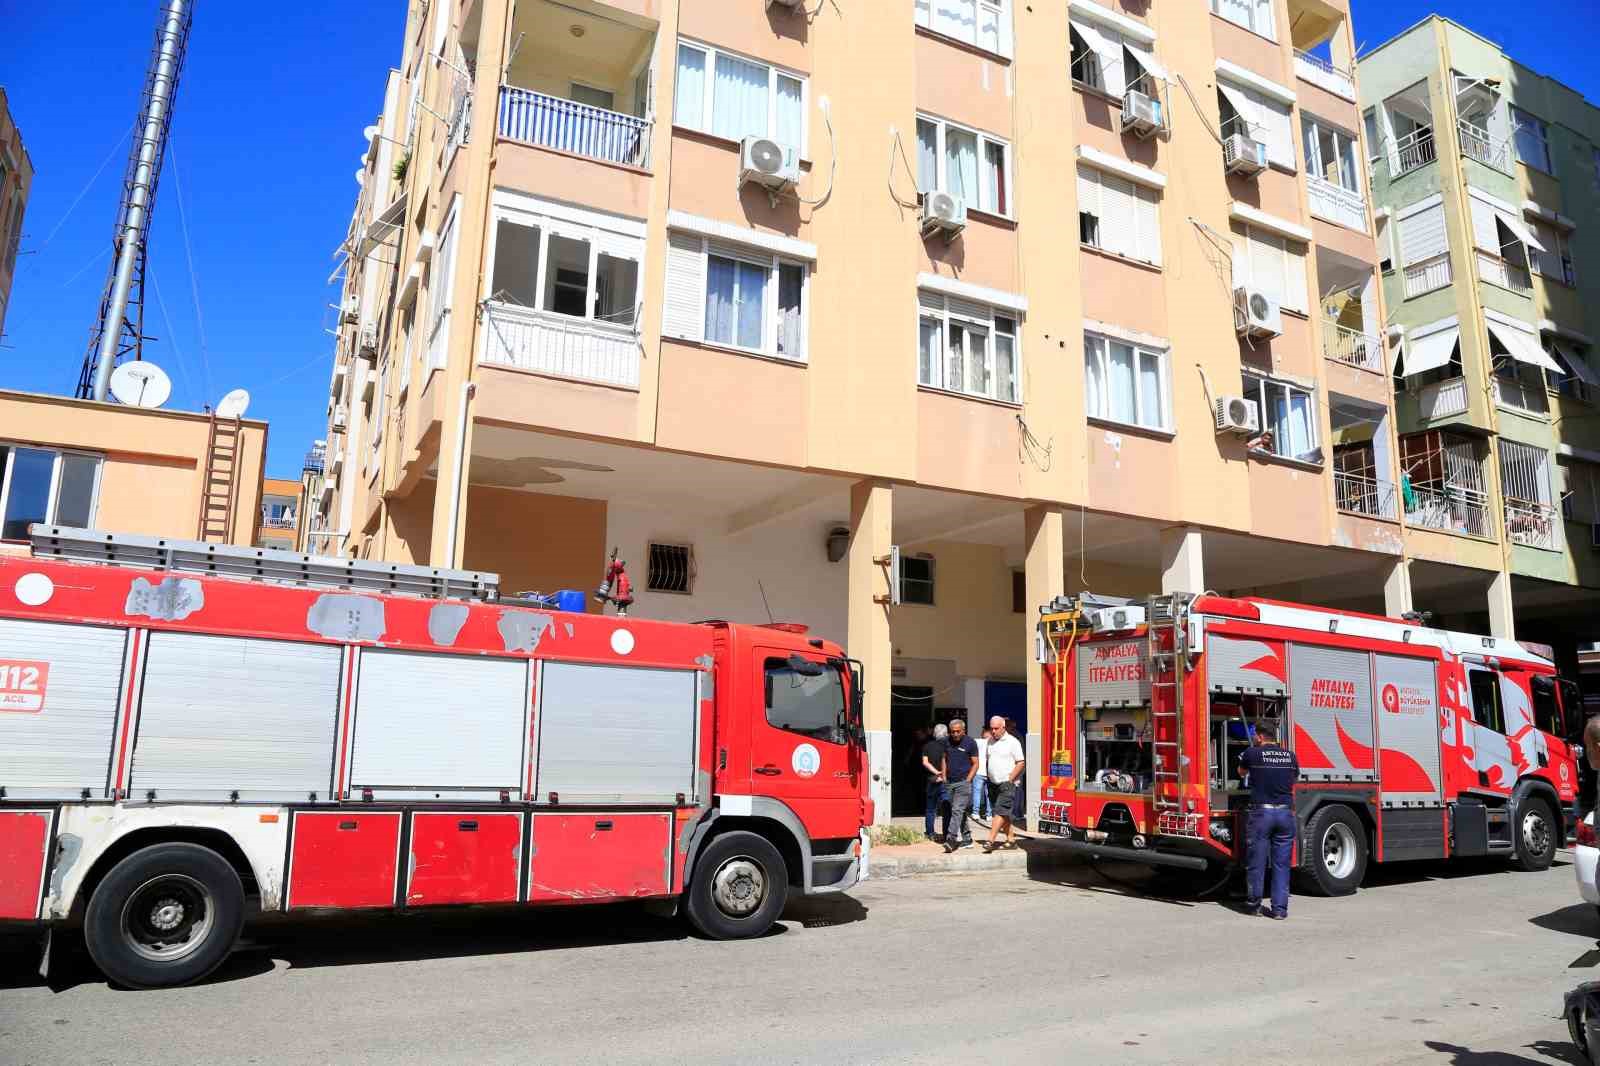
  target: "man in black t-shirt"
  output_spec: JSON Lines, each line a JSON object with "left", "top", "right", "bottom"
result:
{"left": 1237, "top": 722, "right": 1300, "bottom": 920}
{"left": 941, "top": 718, "right": 980, "bottom": 851}
{"left": 921, "top": 724, "right": 950, "bottom": 841}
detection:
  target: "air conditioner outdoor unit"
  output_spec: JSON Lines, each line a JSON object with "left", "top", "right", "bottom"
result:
{"left": 332, "top": 405, "right": 349, "bottom": 432}
{"left": 1090, "top": 604, "right": 1146, "bottom": 633}
{"left": 341, "top": 296, "right": 360, "bottom": 325}
{"left": 1223, "top": 131, "right": 1268, "bottom": 175}
{"left": 1121, "top": 90, "right": 1163, "bottom": 139}
{"left": 1233, "top": 285, "right": 1283, "bottom": 338}
{"left": 1214, "top": 395, "right": 1261, "bottom": 437}
{"left": 359, "top": 324, "right": 378, "bottom": 353}
{"left": 739, "top": 136, "right": 800, "bottom": 192}
{"left": 920, "top": 190, "right": 967, "bottom": 238}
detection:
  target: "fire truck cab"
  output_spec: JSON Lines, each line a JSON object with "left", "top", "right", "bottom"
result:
{"left": 0, "top": 528, "right": 871, "bottom": 988}
{"left": 1035, "top": 592, "right": 1582, "bottom": 894}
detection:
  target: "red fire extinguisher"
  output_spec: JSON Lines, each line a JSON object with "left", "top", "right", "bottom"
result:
{"left": 595, "top": 547, "right": 634, "bottom": 615}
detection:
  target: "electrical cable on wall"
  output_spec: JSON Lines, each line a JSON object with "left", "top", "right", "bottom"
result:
{"left": 1175, "top": 73, "right": 1225, "bottom": 148}
{"left": 887, "top": 128, "right": 921, "bottom": 210}
{"left": 1017, "top": 413, "right": 1053, "bottom": 472}
{"left": 794, "top": 98, "right": 837, "bottom": 207}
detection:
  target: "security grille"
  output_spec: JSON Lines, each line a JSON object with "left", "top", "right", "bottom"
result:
{"left": 647, "top": 542, "right": 693, "bottom": 594}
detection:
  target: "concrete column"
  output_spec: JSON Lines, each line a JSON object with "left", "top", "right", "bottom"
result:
{"left": 1159, "top": 525, "right": 1205, "bottom": 594}
{"left": 848, "top": 481, "right": 894, "bottom": 824}
{"left": 1383, "top": 558, "right": 1414, "bottom": 618}
{"left": 963, "top": 677, "right": 987, "bottom": 737}
{"left": 1024, "top": 506, "right": 1064, "bottom": 826}
{"left": 1487, "top": 569, "right": 1516, "bottom": 640}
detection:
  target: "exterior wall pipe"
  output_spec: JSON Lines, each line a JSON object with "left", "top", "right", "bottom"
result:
{"left": 93, "top": 0, "right": 188, "bottom": 402}
{"left": 444, "top": 380, "right": 476, "bottom": 567}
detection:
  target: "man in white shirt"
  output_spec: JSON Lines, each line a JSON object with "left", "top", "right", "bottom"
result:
{"left": 982, "top": 715, "right": 1026, "bottom": 852}
{"left": 971, "top": 724, "right": 992, "bottom": 824}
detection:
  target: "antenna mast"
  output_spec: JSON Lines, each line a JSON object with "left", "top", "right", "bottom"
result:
{"left": 78, "top": 0, "right": 194, "bottom": 401}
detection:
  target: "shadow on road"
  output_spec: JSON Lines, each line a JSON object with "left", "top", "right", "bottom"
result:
{"left": 1422, "top": 1038, "right": 1584, "bottom": 1065}
{"left": 1531, "top": 903, "right": 1600, "bottom": 940}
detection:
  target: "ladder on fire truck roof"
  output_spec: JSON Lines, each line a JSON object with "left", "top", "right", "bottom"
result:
{"left": 1147, "top": 593, "right": 1203, "bottom": 840}
{"left": 27, "top": 525, "right": 500, "bottom": 601}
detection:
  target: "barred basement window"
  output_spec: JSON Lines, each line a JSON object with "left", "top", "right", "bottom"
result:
{"left": 647, "top": 542, "right": 694, "bottom": 594}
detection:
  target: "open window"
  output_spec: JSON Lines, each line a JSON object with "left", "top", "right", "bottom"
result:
{"left": 489, "top": 210, "right": 643, "bottom": 330}
{"left": 1467, "top": 667, "right": 1505, "bottom": 735}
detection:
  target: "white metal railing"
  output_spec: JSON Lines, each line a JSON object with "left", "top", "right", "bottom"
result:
{"left": 1334, "top": 472, "right": 1397, "bottom": 520}
{"left": 1294, "top": 50, "right": 1356, "bottom": 100}
{"left": 1394, "top": 127, "right": 1436, "bottom": 175}
{"left": 497, "top": 85, "right": 651, "bottom": 169}
{"left": 1403, "top": 252, "right": 1452, "bottom": 297}
{"left": 1504, "top": 500, "right": 1561, "bottom": 550}
{"left": 1405, "top": 483, "right": 1491, "bottom": 538}
{"left": 1493, "top": 375, "right": 1550, "bottom": 415}
{"left": 1458, "top": 120, "right": 1511, "bottom": 174}
{"left": 481, "top": 300, "right": 641, "bottom": 389}
{"left": 1306, "top": 174, "right": 1368, "bottom": 232}
{"left": 1477, "top": 249, "right": 1533, "bottom": 294}
{"left": 1418, "top": 376, "right": 1469, "bottom": 420}
{"left": 1323, "top": 322, "right": 1383, "bottom": 372}
{"left": 446, "top": 75, "right": 473, "bottom": 159}
{"left": 261, "top": 516, "right": 296, "bottom": 531}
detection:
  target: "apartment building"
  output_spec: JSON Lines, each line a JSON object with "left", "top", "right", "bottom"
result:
{"left": 1359, "top": 17, "right": 1600, "bottom": 659}
{"left": 316, "top": 0, "right": 1555, "bottom": 821}
{"left": 0, "top": 88, "right": 33, "bottom": 340}
{"left": 256, "top": 476, "right": 303, "bottom": 550}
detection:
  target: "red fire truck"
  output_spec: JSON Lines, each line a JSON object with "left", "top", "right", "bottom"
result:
{"left": 0, "top": 528, "right": 871, "bottom": 988}
{"left": 1035, "top": 592, "right": 1583, "bottom": 893}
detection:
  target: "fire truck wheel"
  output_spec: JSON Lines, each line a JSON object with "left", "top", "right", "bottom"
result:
{"left": 1299, "top": 805, "right": 1368, "bottom": 897}
{"left": 1512, "top": 797, "right": 1557, "bottom": 872}
{"left": 685, "top": 831, "right": 789, "bottom": 940}
{"left": 84, "top": 843, "right": 245, "bottom": 990}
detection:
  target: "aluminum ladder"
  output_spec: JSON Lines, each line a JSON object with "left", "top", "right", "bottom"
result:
{"left": 1147, "top": 593, "right": 1202, "bottom": 838}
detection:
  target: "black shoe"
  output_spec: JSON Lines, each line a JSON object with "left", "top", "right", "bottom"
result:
{"left": 1269, "top": 912, "right": 1287, "bottom": 921}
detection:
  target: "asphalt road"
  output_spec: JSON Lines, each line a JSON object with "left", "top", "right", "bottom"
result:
{"left": 2, "top": 851, "right": 1596, "bottom": 1065}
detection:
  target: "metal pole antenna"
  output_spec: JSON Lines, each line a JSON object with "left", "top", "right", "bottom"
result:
{"left": 89, "top": 0, "right": 190, "bottom": 401}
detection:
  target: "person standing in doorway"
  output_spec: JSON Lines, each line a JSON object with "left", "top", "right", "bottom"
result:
{"left": 983, "top": 716, "right": 1026, "bottom": 852}
{"left": 971, "top": 724, "right": 992, "bottom": 824}
{"left": 1237, "top": 721, "right": 1300, "bottom": 920}
{"left": 922, "top": 723, "right": 950, "bottom": 841}
{"left": 942, "top": 718, "right": 980, "bottom": 851}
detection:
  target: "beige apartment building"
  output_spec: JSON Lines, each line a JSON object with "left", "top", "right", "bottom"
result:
{"left": 0, "top": 87, "right": 33, "bottom": 340}
{"left": 315, "top": 0, "right": 1565, "bottom": 821}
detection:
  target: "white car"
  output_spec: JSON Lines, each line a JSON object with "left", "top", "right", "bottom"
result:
{"left": 1576, "top": 812, "right": 1599, "bottom": 915}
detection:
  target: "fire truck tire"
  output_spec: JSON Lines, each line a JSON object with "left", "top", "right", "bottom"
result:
{"left": 1298, "top": 805, "right": 1368, "bottom": 897}
{"left": 684, "top": 831, "right": 789, "bottom": 940}
{"left": 83, "top": 843, "right": 245, "bottom": 990}
{"left": 1511, "top": 797, "right": 1557, "bottom": 872}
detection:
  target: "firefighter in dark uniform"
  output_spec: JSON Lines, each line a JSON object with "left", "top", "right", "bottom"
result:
{"left": 1237, "top": 721, "right": 1299, "bottom": 920}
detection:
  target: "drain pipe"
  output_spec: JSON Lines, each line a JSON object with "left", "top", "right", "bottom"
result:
{"left": 444, "top": 380, "right": 476, "bottom": 567}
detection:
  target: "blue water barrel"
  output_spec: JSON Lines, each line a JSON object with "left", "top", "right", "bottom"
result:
{"left": 555, "top": 589, "right": 587, "bottom": 613}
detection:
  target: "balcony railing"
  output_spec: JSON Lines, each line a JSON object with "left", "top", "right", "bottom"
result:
{"left": 1405, "top": 483, "right": 1491, "bottom": 538}
{"left": 1294, "top": 50, "right": 1356, "bottom": 101}
{"left": 1493, "top": 375, "right": 1550, "bottom": 415}
{"left": 1458, "top": 120, "right": 1511, "bottom": 174}
{"left": 1403, "top": 252, "right": 1452, "bottom": 298}
{"left": 481, "top": 300, "right": 641, "bottom": 389}
{"left": 1418, "top": 376, "right": 1469, "bottom": 420}
{"left": 497, "top": 86, "right": 651, "bottom": 169}
{"left": 1323, "top": 321, "right": 1383, "bottom": 372}
{"left": 1306, "top": 174, "right": 1367, "bottom": 232}
{"left": 1477, "top": 249, "right": 1533, "bottom": 295}
{"left": 260, "top": 517, "right": 297, "bottom": 532}
{"left": 1335, "top": 471, "right": 1397, "bottom": 520}
{"left": 1394, "top": 127, "right": 1436, "bottom": 176}
{"left": 1504, "top": 500, "right": 1561, "bottom": 550}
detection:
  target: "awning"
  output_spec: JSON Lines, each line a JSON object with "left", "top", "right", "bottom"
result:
{"left": 1404, "top": 324, "right": 1460, "bottom": 376}
{"left": 1217, "top": 81, "right": 1255, "bottom": 129}
{"left": 1551, "top": 340, "right": 1600, "bottom": 386}
{"left": 357, "top": 192, "right": 410, "bottom": 260}
{"left": 1126, "top": 39, "right": 1167, "bottom": 82}
{"left": 1486, "top": 319, "right": 1563, "bottom": 374}
{"left": 1492, "top": 203, "right": 1544, "bottom": 253}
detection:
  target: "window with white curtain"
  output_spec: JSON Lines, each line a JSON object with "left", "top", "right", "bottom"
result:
{"left": 916, "top": 115, "right": 1011, "bottom": 217}
{"left": 1232, "top": 225, "right": 1308, "bottom": 314}
{"left": 662, "top": 231, "right": 808, "bottom": 360}
{"left": 1084, "top": 332, "right": 1169, "bottom": 431}
{"left": 1511, "top": 106, "right": 1551, "bottom": 173}
{"left": 918, "top": 290, "right": 1021, "bottom": 403}
{"left": 1210, "top": 0, "right": 1275, "bottom": 40}
{"left": 1242, "top": 374, "right": 1319, "bottom": 462}
{"left": 913, "top": 0, "right": 1012, "bottom": 58}
{"left": 0, "top": 445, "right": 102, "bottom": 541}
{"left": 1077, "top": 166, "right": 1162, "bottom": 266}
{"left": 674, "top": 42, "right": 807, "bottom": 154}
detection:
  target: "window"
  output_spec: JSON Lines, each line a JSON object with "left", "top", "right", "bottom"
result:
{"left": 570, "top": 83, "right": 615, "bottom": 111}
{"left": 1077, "top": 166, "right": 1162, "bottom": 266}
{"left": 765, "top": 657, "right": 848, "bottom": 744}
{"left": 1302, "top": 116, "right": 1361, "bottom": 194}
{"left": 1547, "top": 341, "right": 1596, "bottom": 403}
{"left": 1375, "top": 213, "right": 1393, "bottom": 274}
{"left": 916, "top": 115, "right": 1010, "bottom": 216}
{"left": 1217, "top": 81, "right": 1295, "bottom": 170}
{"left": 1012, "top": 570, "right": 1025, "bottom": 613}
{"left": 1069, "top": 26, "right": 1102, "bottom": 91}
{"left": 664, "top": 231, "right": 808, "bottom": 359}
{"left": 0, "top": 446, "right": 102, "bottom": 540}
{"left": 900, "top": 554, "right": 935, "bottom": 605}
{"left": 913, "top": 0, "right": 1011, "bottom": 57}
{"left": 646, "top": 542, "right": 693, "bottom": 594}
{"left": 674, "top": 42, "right": 806, "bottom": 154}
{"left": 1210, "top": 0, "right": 1275, "bottom": 40}
{"left": 1242, "top": 374, "right": 1319, "bottom": 462}
{"left": 1499, "top": 439, "right": 1553, "bottom": 510}
{"left": 1069, "top": 18, "right": 1163, "bottom": 100}
{"left": 1563, "top": 460, "right": 1600, "bottom": 523}
{"left": 427, "top": 197, "right": 460, "bottom": 369}
{"left": 1528, "top": 218, "right": 1575, "bottom": 286}
{"left": 1467, "top": 668, "right": 1505, "bottom": 735}
{"left": 1512, "top": 106, "right": 1551, "bottom": 173}
{"left": 489, "top": 208, "right": 644, "bottom": 330}
{"left": 1084, "top": 332, "right": 1170, "bottom": 432}
{"left": 918, "top": 290, "right": 1021, "bottom": 403}
{"left": 1532, "top": 677, "right": 1563, "bottom": 737}
{"left": 1232, "top": 226, "right": 1308, "bottom": 314}
{"left": 1593, "top": 147, "right": 1600, "bottom": 193}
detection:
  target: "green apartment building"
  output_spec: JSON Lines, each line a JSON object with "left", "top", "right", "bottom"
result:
{"left": 1358, "top": 16, "right": 1600, "bottom": 655}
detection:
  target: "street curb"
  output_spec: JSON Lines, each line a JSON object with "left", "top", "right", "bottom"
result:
{"left": 867, "top": 842, "right": 1079, "bottom": 879}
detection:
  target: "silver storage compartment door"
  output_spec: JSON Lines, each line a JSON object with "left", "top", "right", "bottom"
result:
{"left": 131, "top": 632, "right": 343, "bottom": 801}
{"left": 1205, "top": 634, "right": 1287, "bottom": 695}
{"left": 1371, "top": 654, "right": 1443, "bottom": 805}
{"left": 0, "top": 618, "right": 127, "bottom": 799}
{"left": 349, "top": 649, "right": 527, "bottom": 796}
{"left": 1288, "top": 643, "right": 1376, "bottom": 783}
{"left": 536, "top": 662, "right": 698, "bottom": 805}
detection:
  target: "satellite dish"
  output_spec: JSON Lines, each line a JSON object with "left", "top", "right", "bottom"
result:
{"left": 216, "top": 388, "right": 251, "bottom": 419}
{"left": 109, "top": 361, "right": 172, "bottom": 409}
{"left": 363, "top": 124, "right": 379, "bottom": 143}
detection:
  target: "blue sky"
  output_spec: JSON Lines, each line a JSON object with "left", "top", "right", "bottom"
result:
{"left": 2, "top": 2, "right": 1599, "bottom": 477}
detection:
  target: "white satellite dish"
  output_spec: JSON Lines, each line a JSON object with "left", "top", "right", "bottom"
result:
{"left": 216, "top": 388, "right": 251, "bottom": 419}
{"left": 108, "top": 361, "right": 172, "bottom": 409}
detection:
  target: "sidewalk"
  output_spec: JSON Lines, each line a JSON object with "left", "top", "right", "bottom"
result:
{"left": 868, "top": 815, "right": 1079, "bottom": 880}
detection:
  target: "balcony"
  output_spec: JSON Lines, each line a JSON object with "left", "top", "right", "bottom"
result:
{"left": 1477, "top": 249, "right": 1532, "bottom": 296}
{"left": 1403, "top": 252, "right": 1452, "bottom": 299}
{"left": 1335, "top": 471, "right": 1397, "bottom": 520}
{"left": 1405, "top": 483, "right": 1491, "bottom": 538}
{"left": 260, "top": 516, "right": 297, "bottom": 533}
{"left": 498, "top": 87, "right": 651, "bottom": 169}
{"left": 1306, "top": 174, "right": 1366, "bottom": 232}
{"left": 1458, "top": 120, "right": 1511, "bottom": 175}
{"left": 1323, "top": 322, "right": 1382, "bottom": 372}
{"left": 1505, "top": 500, "right": 1561, "bottom": 551}
{"left": 1418, "top": 377, "right": 1469, "bottom": 421}
{"left": 1394, "top": 127, "right": 1436, "bottom": 177}
{"left": 480, "top": 300, "right": 640, "bottom": 389}
{"left": 1294, "top": 49, "right": 1355, "bottom": 101}
{"left": 1493, "top": 375, "right": 1550, "bottom": 416}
